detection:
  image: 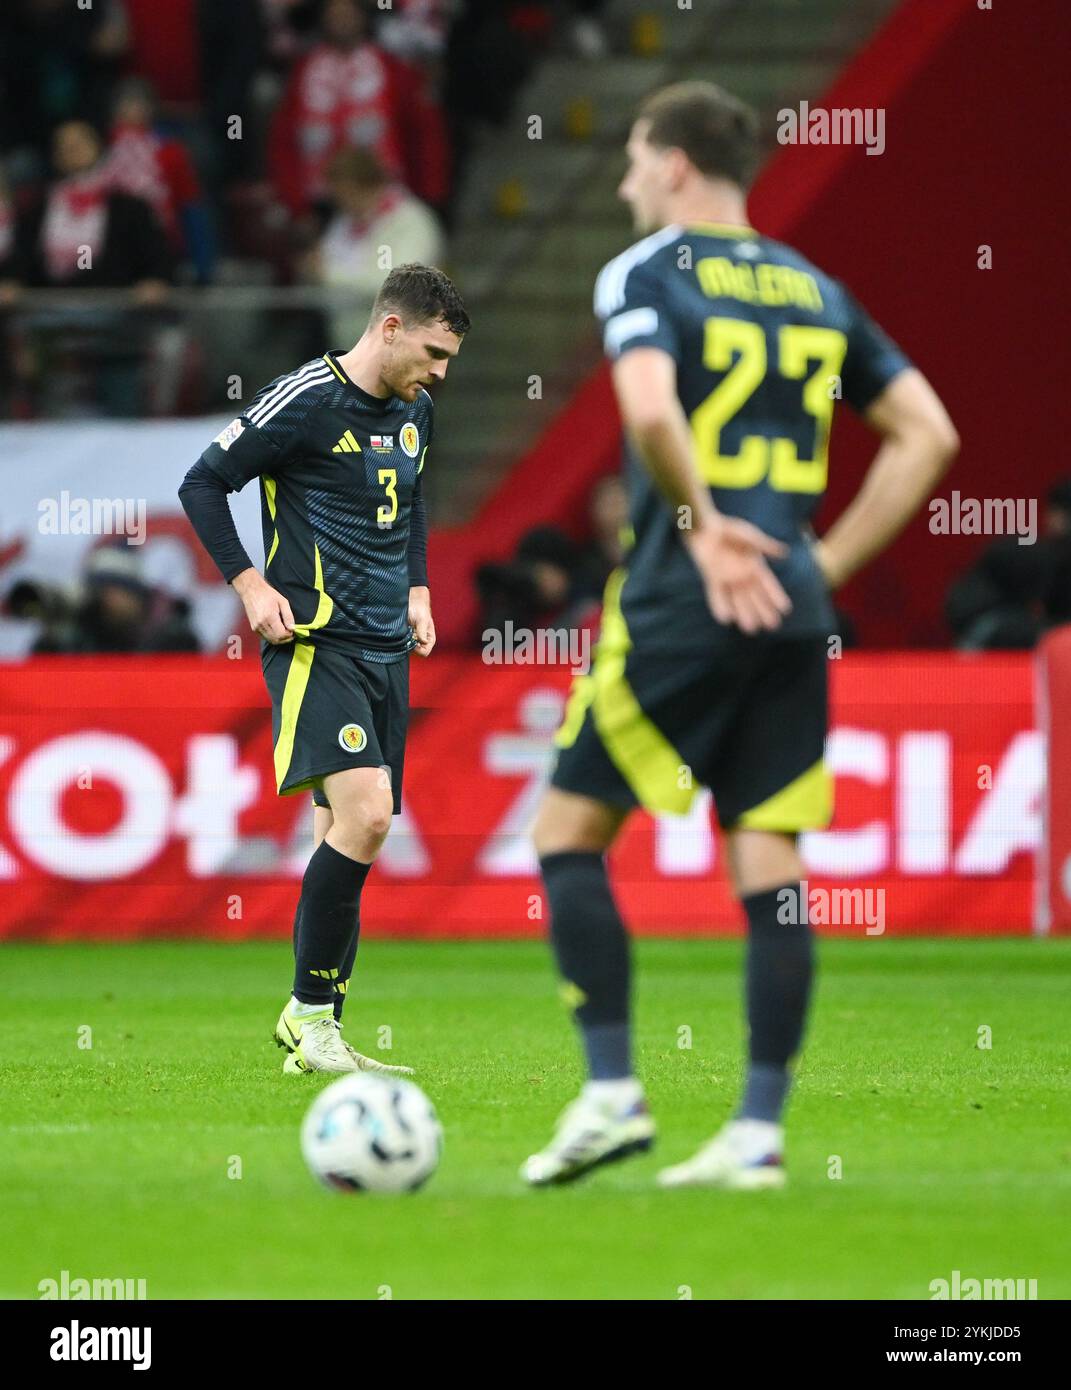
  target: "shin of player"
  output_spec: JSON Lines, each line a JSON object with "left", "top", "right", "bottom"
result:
{"left": 283, "top": 766, "right": 391, "bottom": 1055}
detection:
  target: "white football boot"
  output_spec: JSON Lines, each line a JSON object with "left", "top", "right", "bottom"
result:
{"left": 274, "top": 1002, "right": 414, "bottom": 1076}
{"left": 521, "top": 1092, "right": 655, "bottom": 1186}
{"left": 657, "top": 1119, "right": 786, "bottom": 1190}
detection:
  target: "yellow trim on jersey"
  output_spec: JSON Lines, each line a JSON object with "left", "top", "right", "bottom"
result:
{"left": 687, "top": 221, "right": 759, "bottom": 238}
{"left": 263, "top": 476, "right": 279, "bottom": 567}
{"left": 273, "top": 642, "right": 316, "bottom": 791}
{"left": 418, "top": 445, "right": 427, "bottom": 475}
{"left": 291, "top": 543, "right": 334, "bottom": 636}
{"left": 323, "top": 353, "right": 347, "bottom": 382}
{"left": 735, "top": 759, "right": 833, "bottom": 832}
{"left": 555, "top": 569, "right": 697, "bottom": 816}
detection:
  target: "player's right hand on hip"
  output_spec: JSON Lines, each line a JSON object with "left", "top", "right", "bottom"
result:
{"left": 687, "top": 516, "right": 793, "bottom": 635}
{"left": 235, "top": 571, "right": 296, "bottom": 644}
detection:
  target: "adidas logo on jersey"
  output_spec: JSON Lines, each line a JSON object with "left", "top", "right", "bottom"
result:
{"left": 332, "top": 430, "right": 362, "bottom": 453}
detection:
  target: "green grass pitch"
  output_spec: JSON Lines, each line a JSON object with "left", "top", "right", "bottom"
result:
{"left": 4, "top": 938, "right": 1069, "bottom": 1300}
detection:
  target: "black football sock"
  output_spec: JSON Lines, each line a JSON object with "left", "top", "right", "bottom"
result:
{"left": 737, "top": 882, "right": 815, "bottom": 1124}
{"left": 333, "top": 927, "right": 361, "bottom": 1022}
{"left": 292, "top": 840, "right": 372, "bottom": 1005}
{"left": 291, "top": 873, "right": 361, "bottom": 1019}
{"left": 539, "top": 850, "right": 633, "bottom": 1081}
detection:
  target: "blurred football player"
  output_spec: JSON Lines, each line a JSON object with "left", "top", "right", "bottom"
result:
{"left": 522, "top": 82, "right": 957, "bottom": 1188}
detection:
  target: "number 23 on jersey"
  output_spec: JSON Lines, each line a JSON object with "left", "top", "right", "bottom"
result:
{"left": 691, "top": 317, "right": 848, "bottom": 494}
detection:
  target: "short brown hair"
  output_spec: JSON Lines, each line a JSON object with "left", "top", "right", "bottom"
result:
{"left": 637, "top": 81, "right": 759, "bottom": 188}
{"left": 372, "top": 263, "right": 470, "bottom": 338}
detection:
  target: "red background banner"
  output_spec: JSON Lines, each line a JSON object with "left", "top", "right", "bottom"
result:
{"left": 1037, "top": 627, "right": 1071, "bottom": 933}
{"left": 425, "top": 0, "right": 1071, "bottom": 650}
{"left": 0, "top": 652, "right": 1040, "bottom": 939}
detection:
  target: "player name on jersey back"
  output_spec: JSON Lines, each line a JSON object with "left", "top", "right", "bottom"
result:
{"left": 595, "top": 225, "right": 911, "bottom": 645}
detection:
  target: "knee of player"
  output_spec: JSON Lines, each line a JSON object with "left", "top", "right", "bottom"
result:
{"left": 357, "top": 799, "right": 393, "bottom": 845}
{"left": 364, "top": 805, "right": 394, "bottom": 843}
{"left": 531, "top": 788, "right": 620, "bottom": 858}
{"left": 530, "top": 797, "right": 562, "bottom": 858}
{"left": 330, "top": 797, "right": 392, "bottom": 855}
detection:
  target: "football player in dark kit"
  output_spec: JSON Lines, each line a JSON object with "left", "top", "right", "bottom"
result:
{"left": 522, "top": 83, "right": 958, "bottom": 1188}
{"left": 180, "top": 264, "right": 469, "bottom": 1075}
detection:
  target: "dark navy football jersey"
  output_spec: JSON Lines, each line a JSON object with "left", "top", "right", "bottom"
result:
{"left": 196, "top": 351, "right": 432, "bottom": 661}
{"left": 594, "top": 222, "right": 911, "bottom": 643}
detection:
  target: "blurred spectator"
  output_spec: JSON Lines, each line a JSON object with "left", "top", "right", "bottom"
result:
{"left": 946, "top": 479, "right": 1071, "bottom": 649}
{"left": 0, "top": 0, "right": 128, "bottom": 178}
{"left": 106, "top": 79, "right": 215, "bottom": 284}
{"left": 1044, "top": 479, "right": 1071, "bottom": 540}
{"left": 301, "top": 146, "right": 442, "bottom": 347}
{"left": 120, "top": 0, "right": 265, "bottom": 183}
{"left": 0, "top": 166, "right": 18, "bottom": 417}
{"left": 16, "top": 544, "right": 200, "bottom": 654}
{"left": 476, "top": 526, "right": 601, "bottom": 644}
{"left": 269, "top": 0, "right": 450, "bottom": 225}
{"left": 1039, "top": 482, "right": 1071, "bottom": 626}
{"left": 584, "top": 473, "right": 629, "bottom": 587}
{"left": 117, "top": 0, "right": 200, "bottom": 109}
{"left": 375, "top": 0, "right": 451, "bottom": 64}
{"left": 1, "top": 121, "right": 176, "bottom": 416}
{"left": 260, "top": 0, "right": 320, "bottom": 64}
{"left": 0, "top": 166, "right": 15, "bottom": 286}
{"left": 8, "top": 119, "right": 173, "bottom": 294}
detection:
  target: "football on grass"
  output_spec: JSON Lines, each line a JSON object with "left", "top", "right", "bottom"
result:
{"left": 301, "top": 1074, "right": 442, "bottom": 1193}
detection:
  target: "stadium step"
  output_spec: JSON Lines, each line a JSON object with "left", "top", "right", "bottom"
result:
{"left": 434, "top": 0, "right": 901, "bottom": 520}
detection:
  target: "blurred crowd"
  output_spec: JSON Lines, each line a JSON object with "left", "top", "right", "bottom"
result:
{"left": 476, "top": 473, "right": 628, "bottom": 645}
{"left": 0, "top": 0, "right": 609, "bottom": 416}
{"left": 9, "top": 542, "right": 200, "bottom": 655}
{"left": 0, "top": 0, "right": 611, "bottom": 291}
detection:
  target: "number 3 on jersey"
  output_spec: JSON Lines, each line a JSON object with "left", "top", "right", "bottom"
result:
{"left": 377, "top": 468, "right": 398, "bottom": 525}
{"left": 691, "top": 317, "right": 847, "bottom": 494}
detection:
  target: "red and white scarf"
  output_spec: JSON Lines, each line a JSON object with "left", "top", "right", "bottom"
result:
{"left": 105, "top": 124, "right": 174, "bottom": 237}
{"left": 41, "top": 170, "right": 109, "bottom": 282}
{"left": 294, "top": 43, "right": 404, "bottom": 203}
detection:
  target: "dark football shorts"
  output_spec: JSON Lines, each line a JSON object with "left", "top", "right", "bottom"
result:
{"left": 261, "top": 640, "right": 409, "bottom": 815}
{"left": 550, "top": 576, "right": 831, "bottom": 832}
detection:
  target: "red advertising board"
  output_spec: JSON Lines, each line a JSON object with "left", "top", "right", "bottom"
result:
{"left": 0, "top": 652, "right": 1041, "bottom": 939}
{"left": 1037, "top": 627, "right": 1071, "bottom": 933}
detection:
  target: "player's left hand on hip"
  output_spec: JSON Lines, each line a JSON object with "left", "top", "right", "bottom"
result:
{"left": 408, "top": 587, "right": 436, "bottom": 656}
{"left": 689, "top": 517, "right": 792, "bottom": 635}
